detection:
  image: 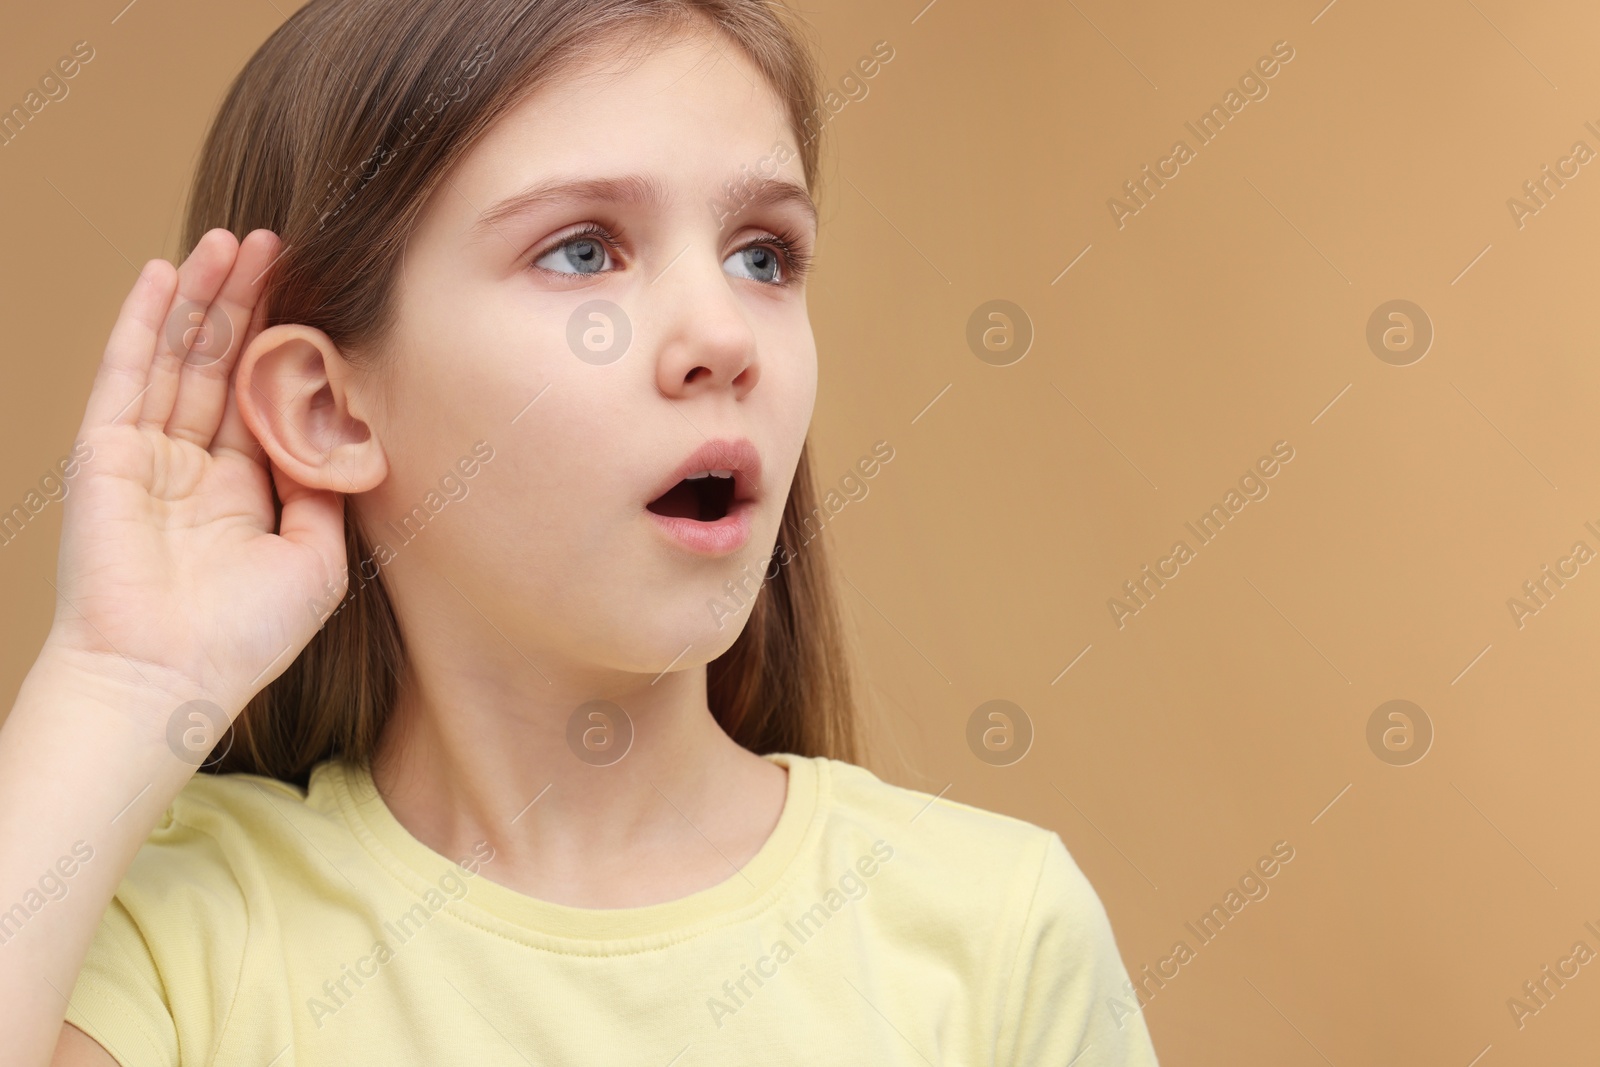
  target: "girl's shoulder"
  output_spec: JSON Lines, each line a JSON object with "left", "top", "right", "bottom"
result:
{"left": 813, "top": 752, "right": 1073, "bottom": 852}
{"left": 153, "top": 758, "right": 349, "bottom": 828}
{"left": 117, "top": 760, "right": 363, "bottom": 896}
{"left": 62, "top": 764, "right": 358, "bottom": 1063}
{"left": 804, "top": 755, "right": 1157, "bottom": 1064}
{"left": 806, "top": 753, "right": 1104, "bottom": 918}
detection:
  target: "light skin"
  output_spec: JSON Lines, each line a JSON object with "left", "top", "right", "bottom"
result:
{"left": 23, "top": 23, "right": 820, "bottom": 1066}
{"left": 242, "top": 25, "right": 818, "bottom": 906}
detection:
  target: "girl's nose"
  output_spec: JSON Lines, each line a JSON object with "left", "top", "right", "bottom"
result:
{"left": 647, "top": 255, "right": 761, "bottom": 401}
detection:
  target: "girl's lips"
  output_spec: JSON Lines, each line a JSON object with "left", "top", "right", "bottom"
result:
{"left": 645, "top": 498, "right": 754, "bottom": 556}
{"left": 644, "top": 436, "right": 762, "bottom": 510}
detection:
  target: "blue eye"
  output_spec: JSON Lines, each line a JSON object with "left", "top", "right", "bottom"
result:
{"left": 724, "top": 244, "right": 782, "bottom": 284}
{"left": 533, "top": 231, "right": 612, "bottom": 275}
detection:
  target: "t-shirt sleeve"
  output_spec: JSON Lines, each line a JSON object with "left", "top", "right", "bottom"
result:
{"left": 61, "top": 798, "right": 253, "bottom": 1067}
{"left": 996, "top": 831, "right": 1161, "bottom": 1066}
{"left": 63, "top": 895, "right": 179, "bottom": 1067}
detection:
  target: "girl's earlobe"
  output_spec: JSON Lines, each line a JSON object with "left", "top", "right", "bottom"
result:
{"left": 235, "top": 323, "right": 388, "bottom": 494}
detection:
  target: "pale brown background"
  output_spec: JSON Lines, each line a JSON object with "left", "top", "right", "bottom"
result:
{"left": 4, "top": 0, "right": 1597, "bottom": 1062}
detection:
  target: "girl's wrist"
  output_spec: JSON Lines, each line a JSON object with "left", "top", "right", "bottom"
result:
{"left": 0, "top": 650, "right": 207, "bottom": 852}
{"left": 23, "top": 639, "right": 240, "bottom": 756}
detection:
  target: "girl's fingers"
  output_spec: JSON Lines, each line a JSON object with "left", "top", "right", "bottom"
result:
{"left": 135, "top": 228, "right": 239, "bottom": 434}
{"left": 270, "top": 458, "right": 348, "bottom": 598}
{"left": 166, "top": 229, "right": 282, "bottom": 449}
{"left": 78, "top": 259, "right": 179, "bottom": 433}
{"left": 211, "top": 285, "right": 271, "bottom": 465}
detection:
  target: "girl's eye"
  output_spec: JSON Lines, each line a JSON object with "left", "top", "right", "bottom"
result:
{"left": 724, "top": 244, "right": 782, "bottom": 284}
{"left": 532, "top": 228, "right": 614, "bottom": 276}
{"left": 725, "top": 232, "right": 813, "bottom": 287}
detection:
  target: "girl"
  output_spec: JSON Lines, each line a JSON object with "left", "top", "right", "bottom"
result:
{"left": 0, "top": 0, "right": 1161, "bottom": 1063}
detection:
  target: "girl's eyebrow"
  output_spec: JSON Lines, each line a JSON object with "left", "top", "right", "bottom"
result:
{"left": 470, "top": 171, "right": 818, "bottom": 238}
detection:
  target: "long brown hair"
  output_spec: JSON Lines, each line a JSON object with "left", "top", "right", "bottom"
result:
{"left": 182, "top": 0, "right": 861, "bottom": 785}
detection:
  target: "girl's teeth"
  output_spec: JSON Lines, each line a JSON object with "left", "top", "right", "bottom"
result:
{"left": 684, "top": 470, "right": 735, "bottom": 480}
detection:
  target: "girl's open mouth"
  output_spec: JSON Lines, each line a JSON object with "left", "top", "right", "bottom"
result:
{"left": 642, "top": 438, "right": 761, "bottom": 556}
{"left": 645, "top": 470, "right": 736, "bottom": 521}
{"left": 645, "top": 471, "right": 753, "bottom": 556}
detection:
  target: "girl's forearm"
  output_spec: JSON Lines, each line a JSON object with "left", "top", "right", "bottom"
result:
{"left": 0, "top": 646, "right": 212, "bottom": 1066}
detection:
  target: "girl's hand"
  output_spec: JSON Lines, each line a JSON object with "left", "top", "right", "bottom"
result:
{"left": 45, "top": 228, "right": 349, "bottom": 716}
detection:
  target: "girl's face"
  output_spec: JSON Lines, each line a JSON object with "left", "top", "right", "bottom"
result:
{"left": 357, "top": 26, "right": 818, "bottom": 675}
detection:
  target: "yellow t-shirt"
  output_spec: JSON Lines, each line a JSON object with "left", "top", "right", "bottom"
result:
{"left": 65, "top": 752, "right": 1161, "bottom": 1065}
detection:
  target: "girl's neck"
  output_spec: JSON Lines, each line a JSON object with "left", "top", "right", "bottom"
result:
{"left": 366, "top": 666, "right": 788, "bottom": 909}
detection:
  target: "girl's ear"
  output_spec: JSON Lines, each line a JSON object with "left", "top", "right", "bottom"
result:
{"left": 234, "top": 323, "right": 388, "bottom": 494}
